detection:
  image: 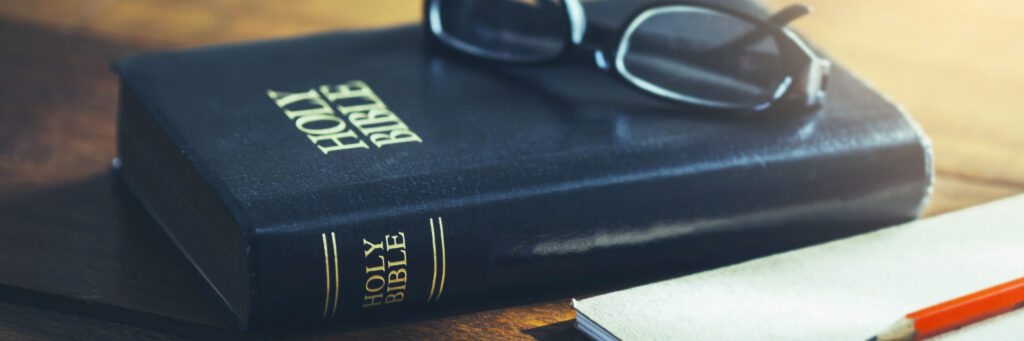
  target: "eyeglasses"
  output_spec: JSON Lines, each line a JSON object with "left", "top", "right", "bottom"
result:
{"left": 425, "top": 0, "right": 831, "bottom": 112}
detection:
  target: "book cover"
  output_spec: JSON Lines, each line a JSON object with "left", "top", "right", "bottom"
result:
{"left": 113, "top": 3, "right": 932, "bottom": 329}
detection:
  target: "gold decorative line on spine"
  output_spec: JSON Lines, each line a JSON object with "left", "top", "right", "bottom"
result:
{"left": 436, "top": 216, "right": 447, "bottom": 302}
{"left": 428, "top": 218, "right": 439, "bottom": 302}
{"left": 321, "top": 233, "right": 330, "bottom": 319}
{"left": 330, "top": 232, "right": 340, "bottom": 319}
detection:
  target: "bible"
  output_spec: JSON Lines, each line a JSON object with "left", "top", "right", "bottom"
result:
{"left": 113, "top": 6, "right": 931, "bottom": 330}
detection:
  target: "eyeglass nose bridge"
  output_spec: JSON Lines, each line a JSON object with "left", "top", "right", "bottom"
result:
{"left": 810, "top": 59, "right": 832, "bottom": 105}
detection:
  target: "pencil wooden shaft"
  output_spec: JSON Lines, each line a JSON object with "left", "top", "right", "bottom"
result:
{"left": 871, "top": 277, "right": 1024, "bottom": 341}
{"left": 908, "top": 277, "right": 1024, "bottom": 339}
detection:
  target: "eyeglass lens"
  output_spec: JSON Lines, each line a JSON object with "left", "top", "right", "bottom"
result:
{"left": 617, "top": 6, "right": 788, "bottom": 107}
{"left": 434, "top": 0, "right": 569, "bottom": 62}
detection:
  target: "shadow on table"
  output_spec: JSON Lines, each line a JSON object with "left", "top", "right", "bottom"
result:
{"left": 522, "top": 320, "right": 590, "bottom": 341}
{"left": 0, "top": 173, "right": 239, "bottom": 340}
{"left": 0, "top": 172, "right": 600, "bottom": 340}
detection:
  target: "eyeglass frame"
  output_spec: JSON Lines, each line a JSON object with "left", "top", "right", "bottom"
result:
{"left": 424, "top": 0, "right": 832, "bottom": 113}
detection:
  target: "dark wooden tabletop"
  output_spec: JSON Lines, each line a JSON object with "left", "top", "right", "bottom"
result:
{"left": 1, "top": 1, "right": 1022, "bottom": 340}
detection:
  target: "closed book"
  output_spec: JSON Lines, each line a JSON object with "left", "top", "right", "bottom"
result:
{"left": 112, "top": 3, "right": 932, "bottom": 330}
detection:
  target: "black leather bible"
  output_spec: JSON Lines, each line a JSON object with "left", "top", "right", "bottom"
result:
{"left": 113, "top": 9, "right": 932, "bottom": 330}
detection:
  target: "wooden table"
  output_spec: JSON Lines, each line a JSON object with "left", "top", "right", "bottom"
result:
{"left": 1, "top": 1, "right": 1021, "bottom": 339}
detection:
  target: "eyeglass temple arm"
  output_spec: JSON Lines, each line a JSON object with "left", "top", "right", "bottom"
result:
{"left": 583, "top": 5, "right": 812, "bottom": 60}
{"left": 768, "top": 4, "right": 812, "bottom": 26}
{"left": 704, "top": 4, "right": 811, "bottom": 58}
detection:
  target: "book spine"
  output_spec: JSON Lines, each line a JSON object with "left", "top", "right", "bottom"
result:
{"left": 246, "top": 139, "right": 930, "bottom": 327}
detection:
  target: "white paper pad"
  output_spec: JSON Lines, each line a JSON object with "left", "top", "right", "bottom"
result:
{"left": 574, "top": 195, "right": 1024, "bottom": 340}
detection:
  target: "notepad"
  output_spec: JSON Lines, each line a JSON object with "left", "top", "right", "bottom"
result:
{"left": 573, "top": 195, "right": 1024, "bottom": 341}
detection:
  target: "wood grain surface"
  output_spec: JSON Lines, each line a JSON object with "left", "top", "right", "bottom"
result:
{"left": 1, "top": 1, "right": 1021, "bottom": 340}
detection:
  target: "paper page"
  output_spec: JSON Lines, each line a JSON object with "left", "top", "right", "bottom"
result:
{"left": 575, "top": 195, "right": 1024, "bottom": 340}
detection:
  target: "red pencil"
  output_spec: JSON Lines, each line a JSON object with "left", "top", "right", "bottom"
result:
{"left": 868, "top": 277, "right": 1024, "bottom": 341}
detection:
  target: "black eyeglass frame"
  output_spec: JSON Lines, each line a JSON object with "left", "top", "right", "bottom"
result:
{"left": 424, "top": 0, "right": 831, "bottom": 112}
